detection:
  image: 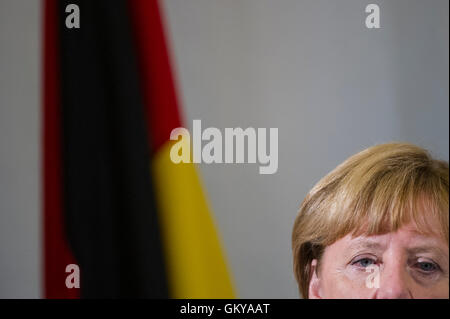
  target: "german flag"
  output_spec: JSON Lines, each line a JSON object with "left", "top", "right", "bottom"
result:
{"left": 43, "top": 0, "right": 235, "bottom": 298}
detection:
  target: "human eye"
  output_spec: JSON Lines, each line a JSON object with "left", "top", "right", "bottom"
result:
{"left": 412, "top": 259, "right": 441, "bottom": 275}
{"left": 350, "top": 256, "right": 378, "bottom": 269}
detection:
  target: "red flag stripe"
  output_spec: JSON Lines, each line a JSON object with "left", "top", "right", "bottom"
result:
{"left": 42, "top": 0, "right": 78, "bottom": 299}
{"left": 128, "top": 0, "right": 183, "bottom": 153}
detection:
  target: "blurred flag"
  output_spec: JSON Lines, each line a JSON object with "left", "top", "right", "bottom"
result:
{"left": 43, "top": 0, "right": 234, "bottom": 298}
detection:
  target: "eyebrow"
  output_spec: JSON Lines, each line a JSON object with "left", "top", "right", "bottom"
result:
{"left": 406, "top": 246, "right": 448, "bottom": 258}
{"left": 348, "top": 239, "right": 386, "bottom": 251}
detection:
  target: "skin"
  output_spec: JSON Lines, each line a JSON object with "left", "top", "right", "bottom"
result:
{"left": 308, "top": 221, "right": 449, "bottom": 299}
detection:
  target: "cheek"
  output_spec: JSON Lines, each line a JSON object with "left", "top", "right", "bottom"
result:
{"left": 411, "top": 278, "right": 450, "bottom": 299}
{"left": 433, "top": 281, "right": 450, "bottom": 299}
{"left": 320, "top": 267, "right": 378, "bottom": 299}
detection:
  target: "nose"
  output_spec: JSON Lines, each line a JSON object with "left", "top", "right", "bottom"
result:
{"left": 375, "top": 263, "right": 412, "bottom": 299}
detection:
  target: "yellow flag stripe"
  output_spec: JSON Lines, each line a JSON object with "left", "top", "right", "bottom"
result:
{"left": 152, "top": 140, "right": 235, "bottom": 298}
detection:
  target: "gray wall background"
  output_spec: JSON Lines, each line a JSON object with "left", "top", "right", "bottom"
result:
{"left": 0, "top": 0, "right": 41, "bottom": 298}
{"left": 0, "top": 0, "right": 448, "bottom": 298}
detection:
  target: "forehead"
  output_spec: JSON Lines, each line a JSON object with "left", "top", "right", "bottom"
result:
{"left": 335, "top": 221, "right": 448, "bottom": 253}
{"left": 353, "top": 203, "right": 447, "bottom": 240}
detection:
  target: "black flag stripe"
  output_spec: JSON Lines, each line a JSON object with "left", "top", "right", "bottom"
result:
{"left": 57, "top": 0, "right": 168, "bottom": 298}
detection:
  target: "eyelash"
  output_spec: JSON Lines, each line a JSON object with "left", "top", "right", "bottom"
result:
{"left": 351, "top": 256, "right": 378, "bottom": 269}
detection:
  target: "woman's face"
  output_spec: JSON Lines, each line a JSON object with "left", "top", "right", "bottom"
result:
{"left": 308, "top": 221, "right": 449, "bottom": 299}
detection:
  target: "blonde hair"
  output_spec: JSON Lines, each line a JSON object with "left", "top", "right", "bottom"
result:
{"left": 292, "top": 143, "right": 449, "bottom": 298}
